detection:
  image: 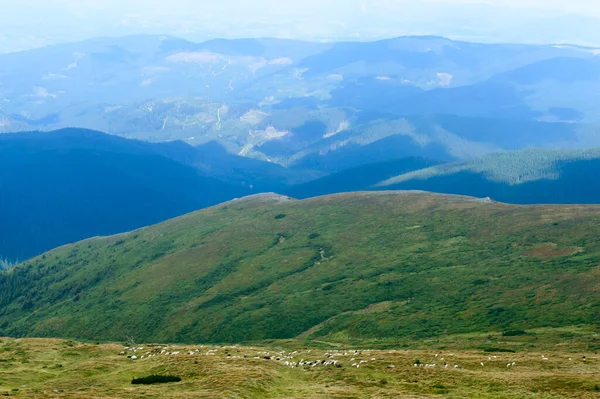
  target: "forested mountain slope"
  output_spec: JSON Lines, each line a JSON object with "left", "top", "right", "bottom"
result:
{"left": 0, "top": 129, "right": 249, "bottom": 261}
{"left": 376, "top": 148, "right": 600, "bottom": 204}
{"left": 2, "top": 192, "right": 600, "bottom": 344}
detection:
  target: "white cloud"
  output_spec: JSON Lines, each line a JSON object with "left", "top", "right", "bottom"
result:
{"left": 437, "top": 72, "right": 453, "bottom": 87}
{"left": 166, "top": 52, "right": 224, "bottom": 64}
{"left": 29, "top": 87, "right": 57, "bottom": 99}
{"left": 269, "top": 57, "right": 294, "bottom": 65}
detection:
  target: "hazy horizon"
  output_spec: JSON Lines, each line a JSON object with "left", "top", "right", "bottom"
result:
{"left": 1, "top": 0, "right": 599, "bottom": 53}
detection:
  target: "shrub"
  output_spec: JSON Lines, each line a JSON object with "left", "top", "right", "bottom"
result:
{"left": 308, "top": 232, "right": 320, "bottom": 240}
{"left": 432, "top": 383, "right": 449, "bottom": 394}
{"left": 274, "top": 214, "right": 286, "bottom": 220}
{"left": 131, "top": 375, "right": 181, "bottom": 385}
{"left": 482, "top": 347, "right": 516, "bottom": 353}
{"left": 502, "top": 330, "right": 528, "bottom": 337}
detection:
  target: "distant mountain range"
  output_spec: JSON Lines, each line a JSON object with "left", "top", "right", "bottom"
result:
{"left": 1, "top": 35, "right": 599, "bottom": 167}
{"left": 3, "top": 192, "right": 600, "bottom": 343}
{"left": 2, "top": 2, "right": 599, "bottom": 53}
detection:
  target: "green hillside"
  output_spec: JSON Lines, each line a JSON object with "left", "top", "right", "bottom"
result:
{"left": 2, "top": 192, "right": 600, "bottom": 344}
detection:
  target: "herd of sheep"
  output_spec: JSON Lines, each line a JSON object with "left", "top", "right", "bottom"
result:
{"left": 118, "top": 346, "right": 476, "bottom": 370}
{"left": 119, "top": 346, "right": 393, "bottom": 368}
{"left": 118, "top": 345, "right": 591, "bottom": 371}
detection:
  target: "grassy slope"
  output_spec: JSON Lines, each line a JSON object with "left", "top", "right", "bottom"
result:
{"left": 1, "top": 337, "right": 600, "bottom": 398}
{"left": 2, "top": 192, "right": 600, "bottom": 344}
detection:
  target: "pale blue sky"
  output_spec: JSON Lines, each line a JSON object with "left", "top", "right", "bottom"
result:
{"left": 0, "top": 0, "right": 599, "bottom": 52}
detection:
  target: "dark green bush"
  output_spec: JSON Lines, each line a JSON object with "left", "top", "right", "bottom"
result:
{"left": 131, "top": 375, "right": 181, "bottom": 385}
{"left": 274, "top": 214, "right": 286, "bottom": 220}
{"left": 482, "top": 347, "right": 516, "bottom": 353}
{"left": 502, "top": 330, "right": 528, "bottom": 337}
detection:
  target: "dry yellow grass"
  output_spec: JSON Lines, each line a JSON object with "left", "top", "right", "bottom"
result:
{"left": 1, "top": 337, "right": 599, "bottom": 398}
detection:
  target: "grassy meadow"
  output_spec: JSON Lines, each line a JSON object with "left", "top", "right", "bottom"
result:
{"left": 1, "top": 333, "right": 600, "bottom": 398}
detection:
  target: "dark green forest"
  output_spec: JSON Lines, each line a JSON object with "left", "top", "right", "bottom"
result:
{"left": 0, "top": 130, "right": 248, "bottom": 261}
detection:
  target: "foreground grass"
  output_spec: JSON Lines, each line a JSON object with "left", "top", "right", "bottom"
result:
{"left": 1, "top": 337, "right": 600, "bottom": 398}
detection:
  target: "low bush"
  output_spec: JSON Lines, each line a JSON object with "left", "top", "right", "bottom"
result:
{"left": 502, "top": 330, "right": 528, "bottom": 337}
{"left": 482, "top": 347, "right": 516, "bottom": 353}
{"left": 131, "top": 375, "right": 181, "bottom": 385}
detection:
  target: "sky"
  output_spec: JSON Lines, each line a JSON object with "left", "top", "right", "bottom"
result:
{"left": 0, "top": 0, "right": 599, "bottom": 53}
